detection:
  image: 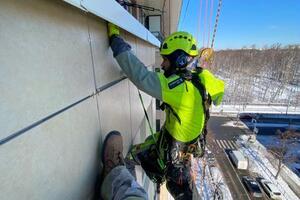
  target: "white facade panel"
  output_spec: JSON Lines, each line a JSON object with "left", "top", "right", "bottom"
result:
{"left": 0, "top": 0, "right": 95, "bottom": 140}
{"left": 0, "top": 98, "right": 101, "bottom": 200}
{"left": 87, "top": 15, "right": 125, "bottom": 88}
{"left": 1, "top": 0, "right": 157, "bottom": 198}
{"left": 97, "top": 79, "right": 132, "bottom": 156}
{"left": 129, "top": 82, "right": 154, "bottom": 140}
{"left": 64, "top": 0, "right": 161, "bottom": 47}
{"left": 63, "top": 0, "right": 84, "bottom": 10}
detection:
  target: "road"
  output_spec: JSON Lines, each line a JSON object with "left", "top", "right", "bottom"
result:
{"left": 207, "top": 115, "right": 269, "bottom": 200}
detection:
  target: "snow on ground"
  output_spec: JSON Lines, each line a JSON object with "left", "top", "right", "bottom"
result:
{"left": 218, "top": 71, "right": 300, "bottom": 106}
{"left": 291, "top": 163, "right": 300, "bottom": 177}
{"left": 211, "top": 104, "right": 300, "bottom": 114}
{"left": 193, "top": 156, "right": 233, "bottom": 200}
{"left": 256, "top": 134, "right": 300, "bottom": 180}
{"left": 257, "top": 135, "right": 300, "bottom": 161}
{"left": 220, "top": 119, "right": 249, "bottom": 129}
{"left": 237, "top": 135, "right": 299, "bottom": 200}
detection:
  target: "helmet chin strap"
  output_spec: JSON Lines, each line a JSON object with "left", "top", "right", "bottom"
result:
{"left": 163, "top": 67, "right": 177, "bottom": 77}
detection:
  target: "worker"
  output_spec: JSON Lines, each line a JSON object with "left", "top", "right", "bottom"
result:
{"left": 105, "top": 23, "right": 225, "bottom": 199}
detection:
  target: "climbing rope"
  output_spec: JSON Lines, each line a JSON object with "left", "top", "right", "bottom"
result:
{"left": 137, "top": 89, "right": 166, "bottom": 171}
{"left": 195, "top": 0, "right": 222, "bottom": 49}
{"left": 210, "top": 0, "right": 222, "bottom": 49}
{"left": 180, "top": 0, "right": 191, "bottom": 30}
{"left": 207, "top": 0, "right": 214, "bottom": 47}
{"left": 137, "top": 89, "right": 156, "bottom": 143}
{"left": 196, "top": 0, "right": 203, "bottom": 42}
{"left": 203, "top": 0, "right": 209, "bottom": 47}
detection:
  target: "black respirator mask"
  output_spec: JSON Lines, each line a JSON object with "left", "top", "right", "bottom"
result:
{"left": 164, "top": 50, "right": 195, "bottom": 77}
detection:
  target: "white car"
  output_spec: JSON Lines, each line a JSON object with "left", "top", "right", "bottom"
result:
{"left": 257, "top": 178, "right": 282, "bottom": 199}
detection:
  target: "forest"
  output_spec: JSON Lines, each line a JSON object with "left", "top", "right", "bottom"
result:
{"left": 212, "top": 44, "right": 300, "bottom": 106}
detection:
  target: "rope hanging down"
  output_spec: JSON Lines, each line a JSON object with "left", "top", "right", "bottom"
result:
{"left": 195, "top": 0, "right": 222, "bottom": 49}
{"left": 210, "top": 0, "right": 222, "bottom": 49}
{"left": 207, "top": 0, "right": 214, "bottom": 47}
{"left": 180, "top": 0, "right": 191, "bottom": 30}
{"left": 196, "top": 0, "right": 203, "bottom": 43}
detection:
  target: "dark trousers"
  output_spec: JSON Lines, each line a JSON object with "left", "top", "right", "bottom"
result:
{"left": 128, "top": 131, "right": 200, "bottom": 199}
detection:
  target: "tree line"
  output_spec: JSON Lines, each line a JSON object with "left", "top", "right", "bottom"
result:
{"left": 211, "top": 44, "right": 300, "bottom": 106}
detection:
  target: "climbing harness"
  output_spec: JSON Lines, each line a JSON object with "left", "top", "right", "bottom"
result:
{"left": 132, "top": 0, "right": 223, "bottom": 194}
{"left": 164, "top": 67, "right": 211, "bottom": 150}
{"left": 133, "top": 68, "right": 212, "bottom": 199}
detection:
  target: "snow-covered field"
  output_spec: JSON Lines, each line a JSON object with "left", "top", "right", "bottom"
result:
{"left": 257, "top": 135, "right": 300, "bottom": 177}
{"left": 217, "top": 70, "right": 300, "bottom": 106}
{"left": 211, "top": 104, "right": 300, "bottom": 114}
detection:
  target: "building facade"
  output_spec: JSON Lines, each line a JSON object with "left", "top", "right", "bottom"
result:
{"left": 0, "top": 0, "right": 182, "bottom": 199}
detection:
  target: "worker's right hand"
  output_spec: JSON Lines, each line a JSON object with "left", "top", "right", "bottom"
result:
{"left": 107, "top": 22, "right": 120, "bottom": 38}
{"left": 198, "top": 48, "right": 214, "bottom": 68}
{"left": 107, "top": 23, "right": 131, "bottom": 57}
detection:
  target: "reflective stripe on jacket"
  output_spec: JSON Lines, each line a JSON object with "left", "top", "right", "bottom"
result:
{"left": 111, "top": 36, "right": 224, "bottom": 142}
{"left": 157, "top": 71, "right": 224, "bottom": 142}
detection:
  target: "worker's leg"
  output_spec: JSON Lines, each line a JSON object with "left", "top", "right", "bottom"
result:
{"left": 127, "top": 133, "right": 167, "bottom": 184}
{"left": 165, "top": 138, "right": 194, "bottom": 199}
{"left": 101, "top": 165, "right": 147, "bottom": 200}
{"left": 101, "top": 131, "right": 148, "bottom": 200}
{"left": 166, "top": 165, "right": 193, "bottom": 200}
{"left": 166, "top": 179, "right": 193, "bottom": 200}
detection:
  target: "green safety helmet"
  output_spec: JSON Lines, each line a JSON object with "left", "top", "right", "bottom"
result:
{"left": 160, "top": 31, "right": 198, "bottom": 57}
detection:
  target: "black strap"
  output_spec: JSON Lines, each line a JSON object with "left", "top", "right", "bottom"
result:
{"left": 190, "top": 70, "right": 212, "bottom": 143}
{"left": 191, "top": 73, "right": 207, "bottom": 111}
{"left": 160, "top": 103, "right": 181, "bottom": 124}
{"left": 160, "top": 69, "right": 212, "bottom": 146}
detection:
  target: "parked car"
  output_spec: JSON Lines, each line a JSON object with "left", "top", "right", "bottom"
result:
{"left": 241, "top": 176, "right": 263, "bottom": 198}
{"left": 257, "top": 177, "right": 282, "bottom": 199}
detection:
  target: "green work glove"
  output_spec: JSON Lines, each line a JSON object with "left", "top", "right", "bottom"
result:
{"left": 107, "top": 22, "right": 120, "bottom": 38}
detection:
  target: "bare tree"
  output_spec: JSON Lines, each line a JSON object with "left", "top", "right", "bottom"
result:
{"left": 268, "top": 130, "right": 300, "bottom": 179}
{"left": 212, "top": 44, "right": 300, "bottom": 106}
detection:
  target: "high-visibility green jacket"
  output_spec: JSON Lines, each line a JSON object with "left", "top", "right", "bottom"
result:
{"left": 111, "top": 36, "right": 224, "bottom": 143}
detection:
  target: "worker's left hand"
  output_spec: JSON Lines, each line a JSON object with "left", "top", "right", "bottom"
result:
{"left": 107, "top": 22, "right": 120, "bottom": 38}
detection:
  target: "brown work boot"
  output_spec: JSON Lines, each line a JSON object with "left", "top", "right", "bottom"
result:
{"left": 101, "top": 131, "right": 125, "bottom": 178}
